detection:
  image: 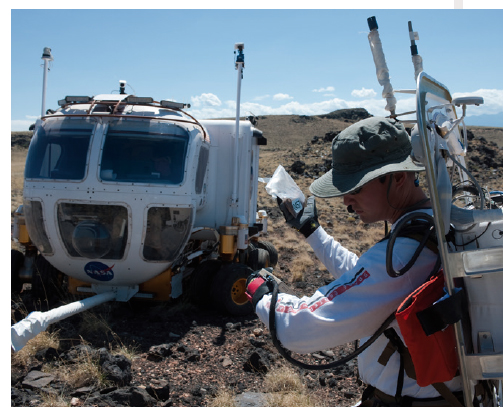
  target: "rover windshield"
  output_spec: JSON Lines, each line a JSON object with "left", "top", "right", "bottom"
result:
{"left": 100, "top": 119, "right": 189, "bottom": 185}
{"left": 24, "top": 118, "right": 94, "bottom": 180}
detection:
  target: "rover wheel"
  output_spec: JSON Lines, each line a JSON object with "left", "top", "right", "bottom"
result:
{"left": 257, "top": 241, "right": 278, "bottom": 268}
{"left": 211, "top": 263, "right": 254, "bottom": 316}
{"left": 247, "top": 248, "right": 270, "bottom": 271}
{"left": 31, "top": 254, "right": 63, "bottom": 303}
{"left": 11, "top": 249, "right": 24, "bottom": 293}
{"left": 189, "top": 259, "right": 221, "bottom": 306}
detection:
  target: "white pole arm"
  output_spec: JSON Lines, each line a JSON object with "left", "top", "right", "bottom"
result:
{"left": 11, "top": 291, "right": 116, "bottom": 352}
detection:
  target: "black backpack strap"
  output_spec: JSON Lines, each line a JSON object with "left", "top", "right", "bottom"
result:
{"left": 432, "top": 383, "right": 464, "bottom": 407}
{"left": 380, "top": 328, "right": 417, "bottom": 403}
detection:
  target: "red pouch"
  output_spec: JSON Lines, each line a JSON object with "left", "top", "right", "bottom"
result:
{"left": 396, "top": 272, "right": 459, "bottom": 387}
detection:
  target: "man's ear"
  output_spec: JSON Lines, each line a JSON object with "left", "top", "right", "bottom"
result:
{"left": 393, "top": 171, "right": 409, "bottom": 188}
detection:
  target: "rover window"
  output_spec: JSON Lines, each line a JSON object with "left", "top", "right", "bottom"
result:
{"left": 195, "top": 145, "right": 209, "bottom": 194}
{"left": 57, "top": 203, "right": 128, "bottom": 260}
{"left": 23, "top": 200, "right": 53, "bottom": 255}
{"left": 25, "top": 118, "right": 94, "bottom": 180}
{"left": 143, "top": 206, "right": 192, "bottom": 261}
{"left": 100, "top": 120, "right": 189, "bottom": 185}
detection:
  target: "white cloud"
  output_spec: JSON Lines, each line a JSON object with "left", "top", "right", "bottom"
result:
{"left": 11, "top": 119, "right": 37, "bottom": 132}
{"left": 273, "top": 93, "right": 293, "bottom": 101}
{"left": 253, "top": 94, "right": 270, "bottom": 101}
{"left": 313, "top": 86, "right": 335, "bottom": 93}
{"left": 15, "top": 88, "right": 502, "bottom": 129}
{"left": 190, "top": 96, "right": 391, "bottom": 120}
{"left": 351, "top": 87, "right": 377, "bottom": 98}
{"left": 452, "top": 89, "right": 503, "bottom": 117}
{"left": 190, "top": 93, "right": 222, "bottom": 108}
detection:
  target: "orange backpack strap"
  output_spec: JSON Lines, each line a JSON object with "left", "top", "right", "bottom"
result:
{"left": 378, "top": 328, "right": 463, "bottom": 407}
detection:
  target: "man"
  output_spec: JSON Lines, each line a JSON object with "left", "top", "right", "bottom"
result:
{"left": 246, "top": 117, "right": 463, "bottom": 406}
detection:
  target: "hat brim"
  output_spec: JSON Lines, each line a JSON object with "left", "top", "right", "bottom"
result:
{"left": 309, "top": 156, "right": 424, "bottom": 198}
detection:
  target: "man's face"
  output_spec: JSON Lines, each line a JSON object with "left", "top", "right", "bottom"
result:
{"left": 342, "top": 177, "right": 390, "bottom": 224}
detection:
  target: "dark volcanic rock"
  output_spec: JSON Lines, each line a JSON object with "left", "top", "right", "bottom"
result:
{"left": 318, "top": 108, "right": 372, "bottom": 122}
{"left": 101, "top": 354, "right": 133, "bottom": 386}
{"left": 291, "top": 160, "right": 306, "bottom": 174}
{"left": 22, "top": 370, "right": 55, "bottom": 389}
{"left": 87, "top": 386, "right": 156, "bottom": 407}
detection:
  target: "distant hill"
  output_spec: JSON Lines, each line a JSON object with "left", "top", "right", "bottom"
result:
{"left": 11, "top": 109, "right": 503, "bottom": 151}
{"left": 251, "top": 110, "right": 503, "bottom": 152}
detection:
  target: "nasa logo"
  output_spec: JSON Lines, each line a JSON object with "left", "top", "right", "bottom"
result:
{"left": 84, "top": 262, "right": 115, "bottom": 282}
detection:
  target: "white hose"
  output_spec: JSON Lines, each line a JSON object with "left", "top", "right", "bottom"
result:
{"left": 11, "top": 291, "right": 116, "bottom": 352}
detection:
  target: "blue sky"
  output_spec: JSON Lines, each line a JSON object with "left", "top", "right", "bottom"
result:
{"left": 3, "top": 2, "right": 502, "bottom": 373}
{"left": 10, "top": 7, "right": 503, "bottom": 132}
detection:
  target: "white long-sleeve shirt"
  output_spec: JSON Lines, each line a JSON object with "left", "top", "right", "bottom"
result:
{"left": 255, "top": 210, "right": 462, "bottom": 398}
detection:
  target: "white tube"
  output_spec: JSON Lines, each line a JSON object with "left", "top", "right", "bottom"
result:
{"left": 11, "top": 291, "right": 116, "bottom": 352}
{"left": 412, "top": 54, "right": 423, "bottom": 81}
{"left": 368, "top": 30, "right": 397, "bottom": 114}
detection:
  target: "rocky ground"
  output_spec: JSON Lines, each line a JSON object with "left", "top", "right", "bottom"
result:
{"left": 10, "top": 110, "right": 503, "bottom": 407}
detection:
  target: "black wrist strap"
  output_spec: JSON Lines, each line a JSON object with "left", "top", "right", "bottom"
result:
{"left": 299, "top": 219, "right": 320, "bottom": 238}
{"left": 252, "top": 281, "right": 274, "bottom": 309}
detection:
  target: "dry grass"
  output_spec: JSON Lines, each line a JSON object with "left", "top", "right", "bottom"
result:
{"left": 53, "top": 344, "right": 107, "bottom": 388}
{"left": 263, "top": 367, "right": 327, "bottom": 407}
{"left": 39, "top": 393, "right": 69, "bottom": 407}
{"left": 263, "top": 366, "right": 305, "bottom": 393}
{"left": 11, "top": 146, "right": 27, "bottom": 214}
{"left": 12, "top": 330, "right": 60, "bottom": 368}
{"left": 80, "top": 307, "right": 113, "bottom": 336}
{"left": 12, "top": 330, "right": 107, "bottom": 388}
{"left": 208, "top": 387, "right": 237, "bottom": 407}
{"left": 289, "top": 251, "right": 314, "bottom": 283}
{"left": 12, "top": 303, "right": 133, "bottom": 391}
{"left": 207, "top": 367, "right": 326, "bottom": 407}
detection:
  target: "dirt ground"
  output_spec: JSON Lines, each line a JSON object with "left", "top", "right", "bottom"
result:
{"left": 10, "top": 115, "right": 503, "bottom": 407}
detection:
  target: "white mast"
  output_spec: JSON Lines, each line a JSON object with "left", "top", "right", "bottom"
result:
{"left": 231, "top": 43, "right": 245, "bottom": 207}
{"left": 41, "top": 47, "right": 53, "bottom": 117}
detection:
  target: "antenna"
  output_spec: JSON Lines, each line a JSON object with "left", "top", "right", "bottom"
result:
{"left": 408, "top": 21, "right": 423, "bottom": 81}
{"left": 231, "top": 43, "right": 245, "bottom": 207}
{"left": 41, "top": 47, "right": 53, "bottom": 117}
{"left": 119, "top": 80, "right": 127, "bottom": 95}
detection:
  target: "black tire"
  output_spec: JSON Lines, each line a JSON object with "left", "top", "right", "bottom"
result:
{"left": 257, "top": 241, "right": 278, "bottom": 268}
{"left": 247, "top": 248, "right": 270, "bottom": 271}
{"left": 210, "top": 263, "right": 254, "bottom": 316}
{"left": 189, "top": 260, "right": 221, "bottom": 306}
{"left": 11, "top": 249, "right": 24, "bottom": 293}
{"left": 31, "top": 254, "right": 63, "bottom": 303}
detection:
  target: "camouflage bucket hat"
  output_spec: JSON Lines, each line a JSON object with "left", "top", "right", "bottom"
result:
{"left": 309, "top": 116, "right": 424, "bottom": 198}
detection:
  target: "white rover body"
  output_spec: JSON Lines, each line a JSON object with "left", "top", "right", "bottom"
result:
{"left": 12, "top": 45, "right": 276, "bottom": 350}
